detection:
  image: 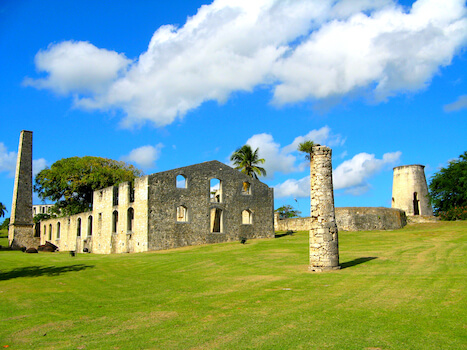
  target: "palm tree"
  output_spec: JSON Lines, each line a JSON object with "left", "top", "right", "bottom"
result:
{"left": 297, "top": 140, "right": 315, "bottom": 161}
{"left": 230, "top": 145, "right": 267, "bottom": 179}
{"left": 0, "top": 202, "right": 7, "bottom": 218}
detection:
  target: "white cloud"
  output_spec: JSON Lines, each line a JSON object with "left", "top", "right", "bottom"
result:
{"left": 333, "top": 151, "right": 401, "bottom": 191}
{"left": 121, "top": 144, "right": 164, "bottom": 169}
{"left": 274, "top": 150, "right": 401, "bottom": 198}
{"left": 0, "top": 143, "right": 17, "bottom": 176}
{"left": 24, "top": 41, "right": 131, "bottom": 95}
{"left": 33, "top": 159, "right": 47, "bottom": 177}
{"left": 444, "top": 94, "right": 467, "bottom": 112}
{"left": 25, "top": 0, "right": 467, "bottom": 127}
{"left": 232, "top": 126, "right": 343, "bottom": 179}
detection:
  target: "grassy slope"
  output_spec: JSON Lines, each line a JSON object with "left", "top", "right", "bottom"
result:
{"left": 0, "top": 222, "right": 465, "bottom": 349}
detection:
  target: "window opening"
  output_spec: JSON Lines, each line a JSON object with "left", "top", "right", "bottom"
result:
{"left": 77, "top": 218, "right": 81, "bottom": 237}
{"left": 49, "top": 224, "right": 52, "bottom": 240}
{"left": 88, "top": 216, "right": 93, "bottom": 236}
{"left": 129, "top": 183, "right": 135, "bottom": 203}
{"left": 127, "top": 208, "right": 134, "bottom": 231}
{"left": 57, "top": 222, "right": 61, "bottom": 239}
{"left": 176, "top": 174, "right": 187, "bottom": 188}
{"left": 210, "top": 208, "right": 223, "bottom": 233}
{"left": 242, "top": 209, "right": 253, "bottom": 224}
{"left": 242, "top": 181, "right": 251, "bottom": 195}
{"left": 34, "top": 223, "right": 40, "bottom": 237}
{"left": 176, "top": 205, "right": 188, "bottom": 222}
{"left": 112, "top": 210, "right": 118, "bottom": 233}
{"left": 113, "top": 186, "right": 119, "bottom": 206}
{"left": 210, "top": 178, "right": 222, "bottom": 203}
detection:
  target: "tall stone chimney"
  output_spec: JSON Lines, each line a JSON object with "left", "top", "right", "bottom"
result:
{"left": 9, "top": 130, "right": 37, "bottom": 249}
{"left": 309, "top": 145, "right": 340, "bottom": 272}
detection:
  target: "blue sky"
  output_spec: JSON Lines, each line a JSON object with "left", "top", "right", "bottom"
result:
{"left": 1, "top": 0, "right": 466, "bottom": 217}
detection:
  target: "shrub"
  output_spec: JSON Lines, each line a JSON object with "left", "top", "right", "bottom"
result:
{"left": 438, "top": 206, "right": 467, "bottom": 221}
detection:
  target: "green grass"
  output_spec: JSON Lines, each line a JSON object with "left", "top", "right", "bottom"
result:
{"left": 0, "top": 222, "right": 466, "bottom": 349}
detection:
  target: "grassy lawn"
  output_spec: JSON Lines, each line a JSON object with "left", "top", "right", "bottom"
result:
{"left": 0, "top": 222, "right": 466, "bottom": 349}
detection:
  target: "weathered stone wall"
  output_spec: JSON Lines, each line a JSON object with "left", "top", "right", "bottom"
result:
{"left": 309, "top": 146, "right": 339, "bottom": 271}
{"left": 9, "top": 130, "right": 37, "bottom": 249}
{"left": 39, "top": 176, "right": 149, "bottom": 254}
{"left": 37, "top": 161, "right": 274, "bottom": 254}
{"left": 275, "top": 207, "right": 407, "bottom": 232}
{"left": 147, "top": 160, "right": 274, "bottom": 251}
{"left": 392, "top": 165, "right": 433, "bottom": 216}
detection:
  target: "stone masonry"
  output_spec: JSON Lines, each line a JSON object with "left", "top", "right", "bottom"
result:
{"left": 9, "top": 130, "right": 38, "bottom": 249}
{"left": 309, "top": 146, "right": 339, "bottom": 271}
{"left": 392, "top": 165, "right": 433, "bottom": 216}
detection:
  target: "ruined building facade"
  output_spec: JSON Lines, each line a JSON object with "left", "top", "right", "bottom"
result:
{"left": 392, "top": 165, "right": 433, "bottom": 216}
{"left": 37, "top": 160, "right": 275, "bottom": 254}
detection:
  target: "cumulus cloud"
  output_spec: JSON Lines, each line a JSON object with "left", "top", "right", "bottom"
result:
{"left": 24, "top": 41, "right": 131, "bottom": 95}
{"left": 0, "top": 143, "right": 17, "bottom": 175}
{"left": 444, "top": 94, "right": 467, "bottom": 112}
{"left": 121, "top": 144, "right": 164, "bottom": 169}
{"left": 232, "top": 126, "right": 343, "bottom": 179}
{"left": 274, "top": 151, "right": 401, "bottom": 198}
{"left": 25, "top": 0, "right": 467, "bottom": 127}
{"left": 33, "top": 159, "right": 47, "bottom": 177}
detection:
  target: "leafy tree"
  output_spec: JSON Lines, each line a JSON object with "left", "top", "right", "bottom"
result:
{"left": 230, "top": 145, "right": 266, "bottom": 179}
{"left": 0, "top": 202, "right": 6, "bottom": 218}
{"left": 429, "top": 151, "right": 467, "bottom": 216}
{"left": 0, "top": 217, "right": 9, "bottom": 230}
{"left": 34, "top": 156, "right": 142, "bottom": 216}
{"left": 297, "top": 140, "right": 315, "bottom": 161}
{"left": 275, "top": 205, "right": 301, "bottom": 219}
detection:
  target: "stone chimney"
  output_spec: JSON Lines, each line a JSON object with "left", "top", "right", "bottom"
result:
{"left": 9, "top": 130, "right": 37, "bottom": 249}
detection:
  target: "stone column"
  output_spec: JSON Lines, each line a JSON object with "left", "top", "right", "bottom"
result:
{"left": 9, "top": 130, "right": 37, "bottom": 249}
{"left": 309, "top": 145, "right": 339, "bottom": 271}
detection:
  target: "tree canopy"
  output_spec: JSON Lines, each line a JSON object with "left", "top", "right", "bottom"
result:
{"left": 34, "top": 156, "right": 142, "bottom": 216}
{"left": 230, "top": 145, "right": 266, "bottom": 179}
{"left": 275, "top": 205, "right": 301, "bottom": 219}
{"left": 429, "top": 151, "right": 467, "bottom": 215}
{"left": 0, "top": 202, "right": 6, "bottom": 218}
{"left": 297, "top": 140, "right": 315, "bottom": 161}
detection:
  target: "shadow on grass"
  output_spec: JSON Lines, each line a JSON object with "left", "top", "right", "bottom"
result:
{"left": 340, "top": 257, "right": 378, "bottom": 269}
{"left": 275, "top": 231, "right": 295, "bottom": 238}
{"left": 0, "top": 264, "right": 94, "bottom": 281}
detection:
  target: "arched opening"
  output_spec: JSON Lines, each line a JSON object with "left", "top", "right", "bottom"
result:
{"left": 88, "top": 216, "right": 93, "bottom": 236}
{"left": 77, "top": 218, "right": 82, "bottom": 237}
{"left": 413, "top": 192, "right": 420, "bottom": 215}
{"left": 127, "top": 208, "right": 134, "bottom": 231}
{"left": 49, "top": 224, "right": 52, "bottom": 240}
{"left": 210, "top": 208, "right": 223, "bottom": 233}
{"left": 176, "top": 205, "right": 188, "bottom": 222}
{"left": 210, "top": 178, "right": 222, "bottom": 203}
{"left": 56, "top": 222, "right": 61, "bottom": 239}
{"left": 242, "top": 209, "right": 253, "bottom": 225}
{"left": 176, "top": 174, "right": 187, "bottom": 188}
{"left": 112, "top": 210, "right": 118, "bottom": 233}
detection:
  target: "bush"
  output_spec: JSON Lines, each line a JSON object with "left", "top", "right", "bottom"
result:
{"left": 438, "top": 206, "right": 467, "bottom": 221}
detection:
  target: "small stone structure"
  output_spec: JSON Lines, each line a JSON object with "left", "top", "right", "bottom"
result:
{"left": 37, "top": 160, "right": 275, "bottom": 254}
{"left": 275, "top": 207, "right": 407, "bottom": 232}
{"left": 392, "top": 165, "right": 433, "bottom": 216}
{"left": 8, "top": 130, "right": 38, "bottom": 249}
{"left": 309, "top": 145, "right": 339, "bottom": 272}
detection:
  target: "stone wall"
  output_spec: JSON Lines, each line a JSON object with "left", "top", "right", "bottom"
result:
{"left": 147, "top": 160, "right": 274, "bottom": 251}
{"left": 275, "top": 207, "right": 407, "bottom": 232}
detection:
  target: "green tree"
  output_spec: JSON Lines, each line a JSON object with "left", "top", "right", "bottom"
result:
{"left": 0, "top": 202, "right": 7, "bottom": 218}
{"left": 275, "top": 205, "right": 301, "bottom": 219}
{"left": 429, "top": 151, "right": 467, "bottom": 216}
{"left": 0, "top": 217, "right": 9, "bottom": 230}
{"left": 230, "top": 145, "right": 266, "bottom": 179}
{"left": 34, "top": 156, "right": 142, "bottom": 216}
{"left": 297, "top": 140, "right": 315, "bottom": 161}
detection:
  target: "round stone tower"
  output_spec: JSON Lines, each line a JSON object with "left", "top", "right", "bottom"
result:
{"left": 392, "top": 165, "right": 433, "bottom": 216}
